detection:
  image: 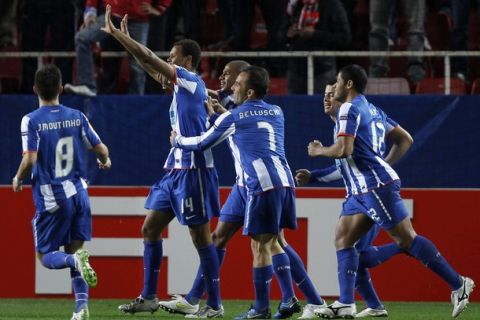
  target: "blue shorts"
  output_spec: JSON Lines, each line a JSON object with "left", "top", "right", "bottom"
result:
{"left": 32, "top": 189, "right": 92, "bottom": 254}
{"left": 243, "top": 188, "right": 297, "bottom": 236}
{"left": 355, "top": 224, "right": 381, "bottom": 251}
{"left": 341, "top": 181, "right": 409, "bottom": 230}
{"left": 145, "top": 168, "right": 220, "bottom": 226}
{"left": 219, "top": 184, "right": 247, "bottom": 223}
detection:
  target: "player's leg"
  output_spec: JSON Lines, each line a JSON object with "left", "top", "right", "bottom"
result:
{"left": 278, "top": 233, "right": 326, "bottom": 319}
{"left": 65, "top": 240, "right": 90, "bottom": 320}
{"left": 270, "top": 239, "right": 301, "bottom": 319}
{"left": 315, "top": 212, "right": 372, "bottom": 319}
{"left": 119, "top": 175, "right": 176, "bottom": 314}
{"left": 180, "top": 185, "right": 246, "bottom": 308}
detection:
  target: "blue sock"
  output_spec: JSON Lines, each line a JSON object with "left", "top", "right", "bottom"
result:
{"left": 71, "top": 268, "right": 88, "bottom": 312}
{"left": 272, "top": 253, "right": 295, "bottom": 303}
{"left": 253, "top": 265, "right": 273, "bottom": 312}
{"left": 186, "top": 247, "right": 226, "bottom": 304}
{"left": 198, "top": 245, "right": 221, "bottom": 309}
{"left": 355, "top": 268, "right": 383, "bottom": 309}
{"left": 42, "top": 251, "right": 75, "bottom": 269}
{"left": 408, "top": 235, "right": 462, "bottom": 290}
{"left": 337, "top": 248, "right": 358, "bottom": 304}
{"left": 141, "top": 240, "right": 163, "bottom": 299}
{"left": 359, "top": 243, "right": 402, "bottom": 268}
{"left": 283, "top": 245, "right": 322, "bottom": 305}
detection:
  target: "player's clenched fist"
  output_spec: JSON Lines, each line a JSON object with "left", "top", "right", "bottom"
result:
{"left": 308, "top": 140, "right": 323, "bottom": 157}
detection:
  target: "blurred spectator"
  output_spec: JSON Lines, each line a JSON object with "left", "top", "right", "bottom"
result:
{"left": 145, "top": 0, "right": 171, "bottom": 94}
{"left": 282, "top": 0, "right": 351, "bottom": 94}
{"left": 231, "top": 0, "right": 285, "bottom": 52}
{"left": 451, "top": 0, "right": 479, "bottom": 82}
{"left": 20, "top": 0, "right": 75, "bottom": 93}
{"left": 0, "top": 0, "right": 18, "bottom": 48}
{"left": 65, "top": 0, "right": 171, "bottom": 96}
{"left": 369, "top": 0, "right": 426, "bottom": 84}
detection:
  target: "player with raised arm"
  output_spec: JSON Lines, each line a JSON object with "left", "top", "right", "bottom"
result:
{"left": 296, "top": 82, "right": 411, "bottom": 318}
{"left": 12, "top": 64, "right": 111, "bottom": 320}
{"left": 102, "top": 6, "right": 223, "bottom": 318}
{"left": 172, "top": 66, "right": 299, "bottom": 319}
{"left": 310, "top": 65, "right": 474, "bottom": 319}
{"left": 160, "top": 61, "right": 326, "bottom": 319}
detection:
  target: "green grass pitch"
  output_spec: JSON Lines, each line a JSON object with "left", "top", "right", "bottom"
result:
{"left": 0, "top": 299, "right": 478, "bottom": 319}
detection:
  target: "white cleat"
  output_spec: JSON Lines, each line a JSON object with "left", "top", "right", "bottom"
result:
{"left": 355, "top": 307, "right": 388, "bottom": 318}
{"left": 71, "top": 306, "right": 89, "bottom": 320}
{"left": 451, "top": 276, "right": 475, "bottom": 318}
{"left": 74, "top": 249, "right": 97, "bottom": 288}
{"left": 158, "top": 294, "right": 200, "bottom": 315}
{"left": 118, "top": 295, "right": 159, "bottom": 314}
{"left": 64, "top": 84, "right": 97, "bottom": 97}
{"left": 298, "top": 302, "right": 328, "bottom": 319}
{"left": 315, "top": 301, "right": 356, "bottom": 319}
{"left": 185, "top": 305, "right": 224, "bottom": 318}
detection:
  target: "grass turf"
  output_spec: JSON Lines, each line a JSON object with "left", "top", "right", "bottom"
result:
{"left": 0, "top": 299, "right": 479, "bottom": 319}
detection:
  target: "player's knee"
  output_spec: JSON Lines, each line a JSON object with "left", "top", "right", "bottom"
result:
{"left": 141, "top": 223, "right": 160, "bottom": 240}
{"left": 394, "top": 236, "right": 414, "bottom": 250}
{"left": 211, "top": 232, "right": 227, "bottom": 249}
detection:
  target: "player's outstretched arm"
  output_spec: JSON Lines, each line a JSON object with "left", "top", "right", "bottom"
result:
{"left": 92, "top": 143, "right": 111, "bottom": 170}
{"left": 174, "top": 112, "right": 235, "bottom": 151}
{"left": 101, "top": 5, "right": 174, "bottom": 82}
{"left": 385, "top": 125, "right": 413, "bottom": 166}
{"left": 12, "top": 152, "right": 37, "bottom": 192}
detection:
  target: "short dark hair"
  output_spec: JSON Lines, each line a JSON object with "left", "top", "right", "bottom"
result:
{"left": 174, "top": 39, "right": 202, "bottom": 69}
{"left": 34, "top": 64, "right": 62, "bottom": 100}
{"left": 339, "top": 64, "right": 368, "bottom": 94}
{"left": 241, "top": 65, "right": 270, "bottom": 98}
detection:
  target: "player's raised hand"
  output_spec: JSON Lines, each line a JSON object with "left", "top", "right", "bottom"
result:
{"left": 211, "top": 98, "right": 227, "bottom": 114}
{"left": 97, "top": 157, "right": 112, "bottom": 170}
{"left": 101, "top": 5, "right": 117, "bottom": 35}
{"left": 308, "top": 140, "right": 324, "bottom": 157}
{"left": 170, "top": 130, "right": 177, "bottom": 146}
{"left": 295, "top": 169, "right": 311, "bottom": 186}
{"left": 120, "top": 14, "right": 130, "bottom": 37}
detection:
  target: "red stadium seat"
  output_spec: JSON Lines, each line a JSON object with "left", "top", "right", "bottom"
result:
{"left": 470, "top": 78, "right": 480, "bottom": 94}
{"left": 365, "top": 77, "right": 410, "bottom": 95}
{"left": 415, "top": 77, "right": 466, "bottom": 95}
{"left": 269, "top": 77, "right": 287, "bottom": 95}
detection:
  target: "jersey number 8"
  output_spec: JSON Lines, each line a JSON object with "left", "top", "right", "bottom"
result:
{"left": 55, "top": 136, "right": 74, "bottom": 178}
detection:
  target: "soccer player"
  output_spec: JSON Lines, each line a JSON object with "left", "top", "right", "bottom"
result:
{"left": 310, "top": 65, "right": 474, "bottom": 319}
{"left": 12, "top": 64, "right": 111, "bottom": 320}
{"left": 171, "top": 66, "right": 298, "bottom": 319}
{"left": 160, "top": 61, "right": 325, "bottom": 319}
{"left": 296, "top": 82, "right": 410, "bottom": 317}
{"left": 102, "top": 6, "right": 223, "bottom": 318}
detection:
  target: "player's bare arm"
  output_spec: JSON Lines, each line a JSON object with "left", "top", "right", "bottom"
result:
{"left": 93, "top": 143, "right": 111, "bottom": 169}
{"left": 308, "top": 136, "right": 354, "bottom": 158}
{"left": 12, "top": 152, "right": 37, "bottom": 192}
{"left": 102, "top": 5, "right": 175, "bottom": 83}
{"left": 385, "top": 125, "right": 414, "bottom": 166}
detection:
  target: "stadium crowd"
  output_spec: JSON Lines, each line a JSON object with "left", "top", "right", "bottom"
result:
{"left": 1, "top": 0, "right": 480, "bottom": 95}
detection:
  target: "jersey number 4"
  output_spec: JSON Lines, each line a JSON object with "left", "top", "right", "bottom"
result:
{"left": 55, "top": 136, "right": 74, "bottom": 178}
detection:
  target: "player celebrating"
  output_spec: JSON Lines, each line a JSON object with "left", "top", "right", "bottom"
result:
{"left": 172, "top": 65, "right": 299, "bottom": 319}
{"left": 296, "top": 82, "right": 411, "bottom": 317}
{"left": 12, "top": 64, "right": 111, "bottom": 320}
{"left": 102, "top": 6, "right": 223, "bottom": 318}
{"left": 160, "top": 61, "right": 325, "bottom": 319}
{"left": 310, "top": 65, "right": 474, "bottom": 319}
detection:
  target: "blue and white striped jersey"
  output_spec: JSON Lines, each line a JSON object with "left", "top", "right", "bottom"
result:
{"left": 176, "top": 99, "right": 295, "bottom": 194}
{"left": 21, "top": 104, "right": 101, "bottom": 213}
{"left": 210, "top": 91, "right": 245, "bottom": 186}
{"left": 164, "top": 65, "right": 214, "bottom": 169}
{"left": 334, "top": 95, "right": 399, "bottom": 195}
{"left": 312, "top": 103, "right": 398, "bottom": 186}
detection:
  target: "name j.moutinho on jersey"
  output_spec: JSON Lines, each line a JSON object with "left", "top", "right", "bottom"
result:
{"left": 37, "top": 119, "right": 81, "bottom": 131}
{"left": 238, "top": 108, "right": 281, "bottom": 119}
